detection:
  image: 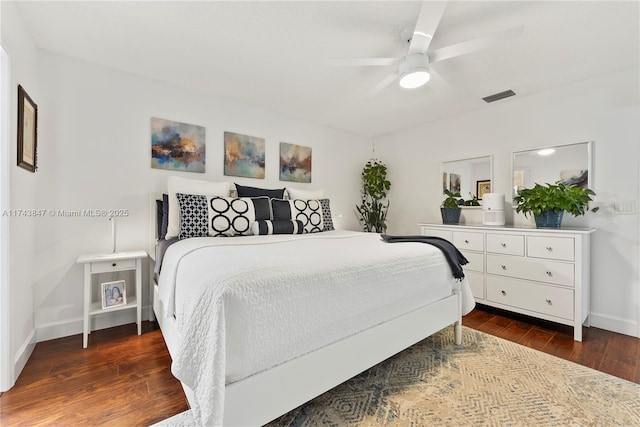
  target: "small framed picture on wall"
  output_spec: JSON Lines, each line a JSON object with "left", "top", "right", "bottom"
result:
{"left": 449, "top": 173, "right": 461, "bottom": 193}
{"left": 17, "top": 85, "right": 38, "bottom": 172}
{"left": 477, "top": 180, "right": 492, "bottom": 200}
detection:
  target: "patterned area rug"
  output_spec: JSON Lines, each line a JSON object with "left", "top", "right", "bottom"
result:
{"left": 154, "top": 327, "right": 640, "bottom": 426}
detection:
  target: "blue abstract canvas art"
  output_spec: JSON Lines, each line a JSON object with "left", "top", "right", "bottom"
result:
{"left": 224, "top": 132, "right": 265, "bottom": 179}
{"left": 151, "top": 117, "right": 206, "bottom": 173}
{"left": 280, "top": 142, "right": 311, "bottom": 183}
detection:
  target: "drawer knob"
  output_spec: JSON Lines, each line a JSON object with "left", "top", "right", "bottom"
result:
{"left": 546, "top": 246, "right": 553, "bottom": 251}
{"left": 501, "top": 243, "right": 506, "bottom": 247}
{"left": 464, "top": 239, "right": 469, "bottom": 244}
{"left": 546, "top": 299, "right": 552, "bottom": 305}
{"left": 501, "top": 290, "right": 507, "bottom": 296}
{"left": 546, "top": 271, "right": 553, "bottom": 276}
{"left": 501, "top": 265, "right": 507, "bottom": 270}
{"left": 112, "top": 263, "right": 117, "bottom": 267}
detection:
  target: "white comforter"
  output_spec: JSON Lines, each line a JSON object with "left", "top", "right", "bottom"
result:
{"left": 158, "top": 230, "right": 474, "bottom": 426}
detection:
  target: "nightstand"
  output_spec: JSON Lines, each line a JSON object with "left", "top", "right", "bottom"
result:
{"left": 77, "top": 251, "right": 147, "bottom": 348}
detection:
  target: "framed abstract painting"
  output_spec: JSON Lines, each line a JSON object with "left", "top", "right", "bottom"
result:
{"left": 151, "top": 117, "right": 205, "bottom": 173}
{"left": 223, "top": 132, "right": 265, "bottom": 179}
{"left": 280, "top": 142, "right": 311, "bottom": 183}
{"left": 449, "top": 173, "right": 461, "bottom": 193}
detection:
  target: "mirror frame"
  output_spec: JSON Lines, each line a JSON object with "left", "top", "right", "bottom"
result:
{"left": 441, "top": 155, "right": 494, "bottom": 207}
{"left": 511, "top": 141, "right": 593, "bottom": 200}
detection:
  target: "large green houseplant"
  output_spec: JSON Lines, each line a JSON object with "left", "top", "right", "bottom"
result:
{"left": 441, "top": 189, "right": 462, "bottom": 224}
{"left": 356, "top": 160, "right": 391, "bottom": 233}
{"left": 514, "top": 182, "right": 597, "bottom": 228}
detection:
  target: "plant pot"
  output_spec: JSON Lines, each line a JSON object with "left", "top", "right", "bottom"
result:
{"left": 534, "top": 209, "right": 564, "bottom": 228}
{"left": 441, "top": 208, "right": 461, "bottom": 225}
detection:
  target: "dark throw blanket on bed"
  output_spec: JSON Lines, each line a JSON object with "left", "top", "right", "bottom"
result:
{"left": 380, "top": 234, "right": 469, "bottom": 280}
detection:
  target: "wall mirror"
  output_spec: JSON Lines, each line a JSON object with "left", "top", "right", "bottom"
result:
{"left": 441, "top": 155, "right": 493, "bottom": 206}
{"left": 512, "top": 141, "right": 592, "bottom": 199}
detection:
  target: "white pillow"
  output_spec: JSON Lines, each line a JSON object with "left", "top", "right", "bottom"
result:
{"left": 165, "top": 176, "right": 231, "bottom": 239}
{"left": 286, "top": 188, "right": 325, "bottom": 200}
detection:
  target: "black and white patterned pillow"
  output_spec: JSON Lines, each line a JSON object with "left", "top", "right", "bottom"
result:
{"left": 252, "top": 219, "right": 304, "bottom": 235}
{"left": 177, "top": 194, "right": 271, "bottom": 238}
{"left": 209, "top": 196, "right": 271, "bottom": 236}
{"left": 319, "top": 199, "right": 334, "bottom": 231}
{"left": 176, "top": 193, "right": 210, "bottom": 239}
{"left": 272, "top": 199, "right": 324, "bottom": 233}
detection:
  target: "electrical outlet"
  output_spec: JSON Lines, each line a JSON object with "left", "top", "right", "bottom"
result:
{"left": 613, "top": 201, "right": 637, "bottom": 214}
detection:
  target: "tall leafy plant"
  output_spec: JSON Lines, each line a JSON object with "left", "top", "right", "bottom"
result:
{"left": 356, "top": 160, "right": 391, "bottom": 233}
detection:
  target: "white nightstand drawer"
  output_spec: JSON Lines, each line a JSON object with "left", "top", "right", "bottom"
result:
{"left": 486, "top": 233, "right": 525, "bottom": 256}
{"left": 420, "top": 227, "right": 452, "bottom": 241}
{"left": 452, "top": 231, "right": 484, "bottom": 251}
{"left": 461, "top": 250, "right": 484, "bottom": 273}
{"left": 527, "top": 236, "right": 575, "bottom": 261}
{"left": 486, "top": 276, "right": 574, "bottom": 320}
{"left": 90, "top": 258, "right": 136, "bottom": 273}
{"left": 486, "top": 254, "right": 574, "bottom": 287}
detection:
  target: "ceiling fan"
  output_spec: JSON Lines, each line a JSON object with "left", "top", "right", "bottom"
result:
{"left": 328, "top": 1, "right": 523, "bottom": 95}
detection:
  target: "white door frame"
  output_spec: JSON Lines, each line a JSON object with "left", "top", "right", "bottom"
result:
{"left": 0, "top": 43, "right": 14, "bottom": 391}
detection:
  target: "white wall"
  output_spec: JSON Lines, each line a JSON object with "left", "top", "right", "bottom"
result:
{"left": 32, "top": 51, "right": 370, "bottom": 341}
{"left": 375, "top": 66, "right": 640, "bottom": 337}
{"left": 0, "top": 0, "right": 41, "bottom": 389}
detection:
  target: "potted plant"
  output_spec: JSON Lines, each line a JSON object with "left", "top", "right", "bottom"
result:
{"left": 356, "top": 160, "right": 391, "bottom": 233}
{"left": 463, "top": 193, "right": 481, "bottom": 207}
{"left": 514, "top": 182, "right": 597, "bottom": 228}
{"left": 441, "top": 189, "right": 462, "bottom": 224}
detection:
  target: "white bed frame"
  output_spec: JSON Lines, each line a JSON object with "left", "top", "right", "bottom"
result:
{"left": 149, "top": 195, "right": 463, "bottom": 426}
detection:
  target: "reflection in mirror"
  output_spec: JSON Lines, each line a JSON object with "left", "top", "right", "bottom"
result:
{"left": 441, "top": 155, "right": 492, "bottom": 205}
{"left": 512, "top": 141, "right": 592, "bottom": 199}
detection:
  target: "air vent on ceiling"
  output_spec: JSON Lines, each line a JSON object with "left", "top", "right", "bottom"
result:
{"left": 482, "top": 89, "right": 516, "bottom": 103}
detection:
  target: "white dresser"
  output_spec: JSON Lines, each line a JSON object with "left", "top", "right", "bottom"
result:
{"left": 418, "top": 223, "right": 595, "bottom": 341}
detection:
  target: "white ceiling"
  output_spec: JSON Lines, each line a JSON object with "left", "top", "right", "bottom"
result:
{"left": 15, "top": 1, "right": 640, "bottom": 137}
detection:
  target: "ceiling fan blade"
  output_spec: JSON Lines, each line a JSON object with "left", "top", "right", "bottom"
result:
{"left": 325, "top": 58, "right": 399, "bottom": 67}
{"left": 408, "top": 1, "right": 448, "bottom": 55}
{"left": 427, "top": 67, "right": 454, "bottom": 95}
{"left": 369, "top": 73, "right": 398, "bottom": 97}
{"left": 430, "top": 26, "right": 524, "bottom": 63}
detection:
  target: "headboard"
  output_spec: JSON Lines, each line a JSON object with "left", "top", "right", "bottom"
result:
{"left": 148, "top": 192, "right": 163, "bottom": 261}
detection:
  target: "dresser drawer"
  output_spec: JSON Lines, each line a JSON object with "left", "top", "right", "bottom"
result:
{"left": 90, "top": 258, "right": 136, "bottom": 273}
{"left": 420, "top": 227, "right": 452, "bottom": 241}
{"left": 527, "top": 236, "right": 575, "bottom": 261}
{"left": 486, "top": 276, "right": 574, "bottom": 320}
{"left": 486, "top": 233, "right": 525, "bottom": 256}
{"left": 486, "top": 254, "right": 574, "bottom": 287}
{"left": 461, "top": 250, "right": 484, "bottom": 273}
{"left": 466, "top": 271, "right": 485, "bottom": 300}
{"left": 452, "top": 231, "right": 484, "bottom": 251}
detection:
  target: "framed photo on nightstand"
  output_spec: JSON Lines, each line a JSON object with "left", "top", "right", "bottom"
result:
{"left": 101, "top": 280, "right": 126, "bottom": 309}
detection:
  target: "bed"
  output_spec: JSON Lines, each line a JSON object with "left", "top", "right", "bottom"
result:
{"left": 149, "top": 183, "right": 474, "bottom": 426}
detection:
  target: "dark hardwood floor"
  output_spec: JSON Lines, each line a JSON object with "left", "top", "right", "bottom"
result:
{"left": 1, "top": 306, "right": 639, "bottom": 425}
{"left": 0, "top": 322, "right": 189, "bottom": 426}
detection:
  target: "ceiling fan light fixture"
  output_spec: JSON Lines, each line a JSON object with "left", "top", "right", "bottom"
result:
{"left": 399, "top": 69, "right": 430, "bottom": 89}
{"left": 398, "top": 52, "right": 431, "bottom": 89}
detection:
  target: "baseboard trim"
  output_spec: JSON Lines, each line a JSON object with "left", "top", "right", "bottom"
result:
{"left": 589, "top": 311, "right": 639, "bottom": 338}
{"left": 36, "top": 304, "right": 153, "bottom": 343}
{"left": 14, "top": 329, "right": 35, "bottom": 384}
